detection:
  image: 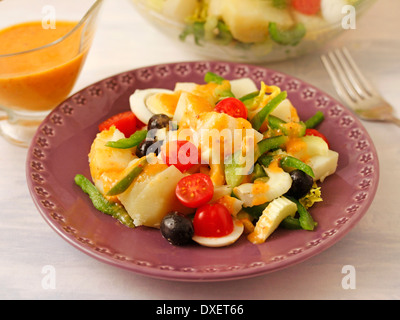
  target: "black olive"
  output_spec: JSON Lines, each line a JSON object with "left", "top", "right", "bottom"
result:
{"left": 286, "top": 169, "right": 314, "bottom": 199}
{"left": 148, "top": 114, "right": 170, "bottom": 131}
{"left": 160, "top": 212, "right": 194, "bottom": 246}
{"left": 149, "top": 140, "right": 164, "bottom": 156}
{"left": 135, "top": 139, "right": 155, "bottom": 157}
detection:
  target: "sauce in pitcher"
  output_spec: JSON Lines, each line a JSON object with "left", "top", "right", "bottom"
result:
{"left": 0, "top": 21, "right": 87, "bottom": 111}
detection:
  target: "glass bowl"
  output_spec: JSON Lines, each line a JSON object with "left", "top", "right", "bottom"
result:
{"left": 129, "top": 0, "right": 375, "bottom": 63}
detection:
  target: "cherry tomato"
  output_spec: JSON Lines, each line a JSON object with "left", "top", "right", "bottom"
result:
{"left": 99, "top": 111, "right": 137, "bottom": 138}
{"left": 214, "top": 97, "right": 248, "bottom": 119}
{"left": 175, "top": 173, "right": 214, "bottom": 208}
{"left": 136, "top": 118, "right": 146, "bottom": 129}
{"left": 292, "top": 0, "right": 321, "bottom": 15}
{"left": 161, "top": 140, "right": 199, "bottom": 173}
{"left": 305, "top": 128, "right": 330, "bottom": 148}
{"left": 193, "top": 203, "right": 234, "bottom": 237}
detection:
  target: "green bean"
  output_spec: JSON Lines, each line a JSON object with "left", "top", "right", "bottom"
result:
{"left": 280, "top": 155, "right": 315, "bottom": 178}
{"left": 280, "top": 216, "right": 302, "bottom": 229}
{"left": 215, "top": 20, "right": 233, "bottom": 45}
{"left": 239, "top": 91, "right": 259, "bottom": 109}
{"left": 204, "top": 71, "right": 225, "bottom": 85}
{"left": 272, "top": 0, "right": 288, "bottom": 9}
{"left": 74, "top": 174, "right": 135, "bottom": 228}
{"left": 215, "top": 86, "right": 235, "bottom": 98}
{"left": 105, "top": 130, "right": 148, "bottom": 149}
{"left": 268, "top": 22, "right": 306, "bottom": 46}
{"left": 286, "top": 196, "right": 317, "bottom": 231}
{"left": 251, "top": 91, "right": 287, "bottom": 130}
{"left": 225, "top": 135, "right": 287, "bottom": 188}
{"left": 239, "top": 91, "right": 259, "bottom": 102}
{"left": 268, "top": 115, "right": 307, "bottom": 137}
{"left": 305, "top": 111, "right": 325, "bottom": 129}
{"left": 256, "top": 135, "right": 288, "bottom": 157}
{"left": 106, "top": 158, "right": 147, "bottom": 196}
{"left": 268, "top": 115, "right": 286, "bottom": 130}
{"left": 179, "top": 21, "right": 205, "bottom": 45}
{"left": 243, "top": 202, "right": 269, "bottom": 219}
{"left": 251, "top": 163, "right": 267, "bottom": 182}
{"left": 258, "top": 154, "right": 274, "bottom": 167}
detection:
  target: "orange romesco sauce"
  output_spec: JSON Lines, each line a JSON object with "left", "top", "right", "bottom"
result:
{"left": 0, "top": 21, "right": 87, "bottom": 111}
{"left": 285, "top": 136, "right": 310, "bottom": 162}
{"left": 215, "top": 195, "right": 236, "bottom": 215}
{"left": 192, "top": 81, "right": 230, "bottom": 105}
{"left": 251, "top": 180, "right": 269, "bottom": 206}
{"left": 267, "top": 158, "right": 284, "bottom": 173}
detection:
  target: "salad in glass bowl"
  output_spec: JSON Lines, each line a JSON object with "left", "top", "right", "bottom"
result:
{"left": 130, "top": 0, "right": 374, "bottom": 62}
{"left": 75, "top": 71, "right": 339, "bottom": 248}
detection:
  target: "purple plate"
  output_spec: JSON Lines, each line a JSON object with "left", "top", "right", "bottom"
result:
{"left": 26, "top": 61, "right": 379, "bottom": 281}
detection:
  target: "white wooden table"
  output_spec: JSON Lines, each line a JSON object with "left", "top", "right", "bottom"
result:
{"left": 1, "top": 0, "right": 399, "bottom": 300}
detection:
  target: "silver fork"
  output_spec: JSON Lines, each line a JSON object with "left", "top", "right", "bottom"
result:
{"left": 321, "top": 47, "right": 400, "bottom": 127}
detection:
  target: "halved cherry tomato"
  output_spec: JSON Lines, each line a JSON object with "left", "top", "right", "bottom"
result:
{"left": 292, "top": 0, "right": 321, "bottom": 15}
{"left": 214, "top": 97, "right": 248, "bottom": 119}
{"left": 99, "top": 111, "right": 137, "bottom": 138}
{"left": 161, "top": 140, "right": 199, "bottom": 173}
{"left": 305, "top": 128, "right": 330, "bottom": 148}
{"left": 175, "top": 173, "right": 214, "bottom": 208}
{"left": 135, "top": 118, "right": 146, "bottom": 130}
{"left": 193, "top": 203, "right": 234, "bottom": 237}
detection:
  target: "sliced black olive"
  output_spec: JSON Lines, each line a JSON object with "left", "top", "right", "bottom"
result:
{"left": 286, "top": 169, "right": 314, "bottom": 199}
{"left": 160, "top": 212, "right": 194, "bottom": 246}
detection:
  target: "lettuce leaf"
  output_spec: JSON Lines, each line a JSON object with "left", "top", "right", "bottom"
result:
{"left": 299, "top": 182, "right": 323, "bottom": 209}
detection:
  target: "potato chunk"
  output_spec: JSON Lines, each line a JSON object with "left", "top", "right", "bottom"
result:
{"left": 118, "top": 165, "right": 191, "bottom": 228}
{"left": 220, "top": 0, "right": 294, "bottom": 43}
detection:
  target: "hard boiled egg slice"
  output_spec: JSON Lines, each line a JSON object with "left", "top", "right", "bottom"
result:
{"left": 129, "top": 88, "right": 175, "bottom": 124}
{"left": 192, "top": 219, "right": 244, "bottom": 248}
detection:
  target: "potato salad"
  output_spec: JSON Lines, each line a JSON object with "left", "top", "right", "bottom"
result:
{"left": 75, "top": 72, "right": 339, "bottom": 247}
{"left": 146, "top": 0, "right": 364, "bottom": 48}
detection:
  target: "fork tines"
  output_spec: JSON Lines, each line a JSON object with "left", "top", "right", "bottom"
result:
{"left": 321, "top": 47, "right": 377, "bottom": 107}
{"left": 321, "top": 47, "right": 400, "bottom": 126}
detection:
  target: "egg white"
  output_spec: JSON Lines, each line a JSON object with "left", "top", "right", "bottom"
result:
{"left": 129, "top": 88, "right": 174, "bottom": 124}
{"left": 192, "top": 219, "right": 244, "bottom": 247}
